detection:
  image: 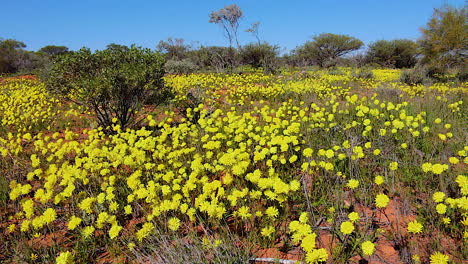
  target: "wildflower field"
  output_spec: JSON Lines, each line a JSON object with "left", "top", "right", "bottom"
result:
{"left": 0, "top": 69, "right": 467, "bottom": 263}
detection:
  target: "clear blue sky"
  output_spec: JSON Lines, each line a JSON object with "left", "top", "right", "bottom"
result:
{"left": 1, "top": 0, "right": 465, "bottom": 52}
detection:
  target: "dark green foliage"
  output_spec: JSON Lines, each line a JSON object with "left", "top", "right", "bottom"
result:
{"left": 0, "top": 39, "right": 47, "bottom": 75}
{"left": 367, "top": 39, "right": 419, "bottom": 68}
{"left": 45, "top": 45, "right": 168, "bottom": 131}
{"left": 292, "top": 33, "right": 364, "bottom": 67}
{"left": 239, "top": 42, "right": 280, "bottom": 73}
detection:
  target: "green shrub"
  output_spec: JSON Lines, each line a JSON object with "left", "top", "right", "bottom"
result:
{"left": 351, "top": 68, "right": 374, "bottom": 79}
{"left": 239, "top": 43, "right": 280, "bottom": 73}
{"left": 328, "top": 67, "right": 344, "bottom": 75}
{"left": 165, "top": 59, "right": 198, "bottom": 74}
{"left": 400, "top": 67, "right": 429, "bottom": 85}
{"left": 44, "top": 45, "right": 169, "bottom": 132}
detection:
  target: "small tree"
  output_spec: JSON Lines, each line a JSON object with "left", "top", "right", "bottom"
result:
{"left": 419, "top": 5, "right": 467, "bottom": 68}
{"left": 292, "top": 33, "right": 363, "bottom": 67}
{"left": 45, "top": 45, "right": 168, "bottom": 132}
{"left": 367, "top": 39, "right": 419, "bottom": 68}
{"left": 209, "top": 4, "right": 243, "bottom": 48}
{"left": 245, "top": 22, "right": 261, "bottom": 44}
{"left": 38, "top": 45, "right": 69, "bottom": 56}
{"left": 0, "top": 39, "right": 26, "bottom": 73}
{"left": 0, "top": 39, "right": 47, "bottom": 74}
{"left": 157, "top": 38, "right": 191, "bottom": 60}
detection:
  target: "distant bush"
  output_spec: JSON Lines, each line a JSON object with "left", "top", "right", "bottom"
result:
{"left": 328, "top": 67, "right": 344, "bottom": 75}
{"left": 45, "top": 45, "right": 169, "bottom": 132}
{"left": 233, "top": 64, "right": 261, "bottom": 74}
{"left": 165, "top": 59, "right": 198, "bottom": 74}
{"left": 400, "top": 67, "right": 429, "bottom": 85}
{"left": 456, "top": 66, "right": 468, "bottom": 82}
{"left": 351, "top": 68, "right": 374, "bottom": 79}
{"left": 239, "top": 43, "right": 280, "bottom": 73}
{"left": 189, "top": 46, "right": 239, "bottom": 72}
{"left": 291, "top": 33, "right": 363, "bottom": 67}
{"left": 366, "top": 39, "right": 419, "bottom": 68}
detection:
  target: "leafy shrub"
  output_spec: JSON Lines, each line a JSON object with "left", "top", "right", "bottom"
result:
{"left": 45, "top": 45, "right": 168, "bottom": 132}
{"left": 328, "top": 67, "right": 344, "bottom": 75}
{"left": 366, "top": 39, "right": 418, "bottom": 68}
{"left": 351, "top": 68, "right": 374, "bottom": 79}
{"left": 189, "top": 46, "right": 239, "bottom": 72}
{"left": 165, "top": 59, "right": 198, "bottom": 74}
{"left": 400, "top": 67, "right": 429, "bottom": 85}
{"left": 239, "top": 43, "right": 280, "bottom": 73}
{"left": 456, "top": 66, "right": 468, "bottom": 82}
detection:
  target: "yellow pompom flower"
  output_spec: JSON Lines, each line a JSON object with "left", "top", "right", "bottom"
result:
{"left": 299, "top": 212, "right": 309, "bottom": 223}
{"left": 261, "top": 226, "right": 275, "bottom": 237}
{"left": 305, "top": 248, "right": 328, "bottom": 263}
{"left": 429, "top": 252, "right": 449, "bottom": 264}
{"left": 389, "top": 162, "right": 398, "bottom": 171}
{"left": 81, "top": 226, "right": 95, "bottom": 238}
{"left": 300, "top": 233, "right": 317, "bottom": 252}
{"left": 67, "top": 216, "right": 82, "bottom": 230}
{"left": 407, "top": 220, "right": 423, "bottom": 234}
{"left": 303, "top": 148, "right": 313, "bottom": 157}
{"left": 432, "top": 192, "right": 445, "bottom": 203}
{"left": 375, "top": 193, "right": 390, "bottom": 208}
{"left": 361, "top": 240, "right": 375, "bottom": 256}
{"left": 346, "top": 179, "right": 359, "bottom": 189}
{"left": 56, "top": 251, "right": 74, "bottom": 264}
{"left": 168, "top": 217, "right": 181, "bottom": 231}
{"left": 265, "top": 206, "right": 279, "bottom": 218}
{"left": 340, "top": 221, "right": 354, "bottom": 235}
{"left": 374, "top": 175, "right": 384, "bottom": 185}
{"left": 109, "top": 224, "right": 123, "bottom": 239}
{"left": 348, "top": 212, "right": 360, "bottom": 222}
{"left": 435, "top": 203, "right": 447, "bottom": 214}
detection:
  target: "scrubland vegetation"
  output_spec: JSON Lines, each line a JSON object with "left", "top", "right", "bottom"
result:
{"left": 0, "top": 3, "right": 466, "bottom": 264}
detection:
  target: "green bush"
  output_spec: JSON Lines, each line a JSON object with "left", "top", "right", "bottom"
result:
{"left": 44, "top": 45, "right": 169, "bottom": 132}
{"left": 165, "top": 59, "right": 198, "bottom": 74}
{"left": 400, "top": 67, "right": 430, "bottom": 85}
{"left": 351, "top": 68, "right": 374, "bottom": 79}
{"left": 239, "top": 43, "right": 280, "bottom": 73}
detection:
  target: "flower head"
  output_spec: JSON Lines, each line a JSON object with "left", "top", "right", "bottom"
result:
{"left": 361, "top": 240, "right": 375, "bottom": 256}
{"left": 407, "top": 220, "right": 423, "bottom": 234}
{"left": 168, "top": 217, "right": 181, "bottom": 231}
{"left": 56, "top": 251, "right": 74, "bottom": 264}
{"left": 374, "top": 175, "right": 384, "bottom": 185}
{"left": 429, "top": 252, "right": 449, "bottom": 264}
{"left": 348, "top": 212, "right": 360, "bottom": 222}
{"left": 375, "top": 193, "right": 390, "bottom": 208}
{"left": 340, "top": 221, "right": 354, "bottom": 235}
{"left": 432, "top": 192, "right": 445, "bottom": 203}
{"left": 346, "top": 179, "right": 359, "bottom": 189}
